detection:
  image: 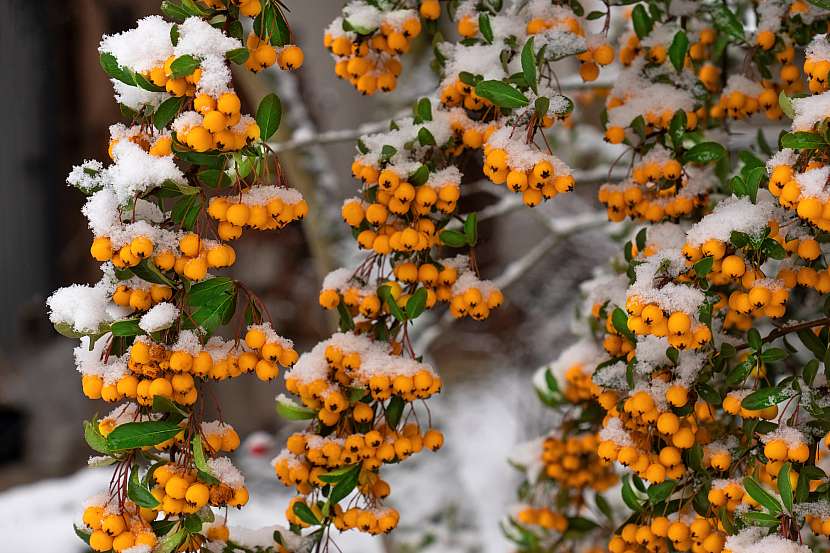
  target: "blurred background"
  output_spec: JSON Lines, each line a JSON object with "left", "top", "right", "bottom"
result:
{"left": 1, "top": 0, "right": 617, "bottom": 551}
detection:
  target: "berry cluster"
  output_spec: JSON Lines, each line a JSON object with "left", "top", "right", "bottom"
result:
{"left": 325, "top": 2, "right": 425, "bottom": 95}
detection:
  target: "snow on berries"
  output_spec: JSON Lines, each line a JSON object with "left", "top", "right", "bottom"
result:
{"left": 324, "top": 1, "right": 423, "bottom": 94}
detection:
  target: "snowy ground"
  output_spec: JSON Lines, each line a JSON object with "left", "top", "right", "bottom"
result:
{"left": 0, "top": 372, "right": 530, "bottom": 552}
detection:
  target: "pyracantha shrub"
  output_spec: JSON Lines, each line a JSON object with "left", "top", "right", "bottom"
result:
{"left": 48, "top": 0, "right": 307, "bottom": 551}
{"left": 274, "top": 0, "right": 618, "bottom": 549}
{"left": 506, "top": 2, "right": 830, "bottom": 553}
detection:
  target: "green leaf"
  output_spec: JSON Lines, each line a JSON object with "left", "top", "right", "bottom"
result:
{"left": 406, "top": 288, "right": 428, "bottom": 320}
{"left": 152, "top": 396, "right": 188, "bottom": 419}
{"left": 74, "top": 524, "right": 91, "bottom": 545}
{"left": 730, "top": 231, "right": 750, "bottom": 249}
{"left": 635, "top": 228, "right": 647, "bottom": 251}
{"left": 183, "top": 514, "right": 203, "bottom": 533}
{"left": 161, "top": 1, "right": 189, "bottom": 21}
{"left": 742, "top": 477, "right": 782, "bottom": 514}
{"left": 409, "top": 165, "right": 429, "bottom": 186}
{"left": 694, "top": 256, "right": 714, "bottom": 276}
{"left": 226, "top": 47, "right": 250, "bottom": 64}
{"left": 741, "top": 387, "right": 794, "bottom": 410}
{"left": 567, "top": 516, "right": 599, "bottom": 532}
{"left": 106, "top": 421, "right": 182, "bottom": 450}
{"left": 416, "top": 98, "right": 432, "bottom": 122}
{"left": 534, "top": 96, "right": 549, "bottom": 118}
{"left": 198, "top": 168, "right": 230, "bottom": 188}
{"left": 710, "top": 3, "right": 745, "bottom": 41}
{"left": 521, "top": 37, "right": 537, "bottom": 93}
{"left": 131, "top": 259, "right": 175, "bottom": 287}
{"left": 418, "top": 127, "right": 436, "bottom": 146}
{"left": 128, "top": 465, "right": 161, "bottom": 508}
{"left": 798, "top": 329, "right": 826, "bottom": 360}
{"left": 478, "top": 13, "right": 493, "bottom": 43}
{"left": 611, "top": 307, "right": 636, "bottom": 343}
{"left": 169, "top": 55, "right": 201, "bottom": 78}
{"left": 779, "top": 90, "right": 795, "bottom": 119}
{"left": 171, "top": 142, "right": 221, "bottom": 167}
{"left": 458, "top": 71, "right": 478, "bottom": 86}
{"left": 268, "top": 8, "right": 291, "bottom": 46}
{"left": 53, "top": 321, "right": 105, "bottom": 340}
{"left": 154, "top": 96, "right": 185, "bottom": 130}
{"left": 631, "top": 115, "right": 646, "bottom": 139}
{"left": 380, "top": 145, "right": 397, "bottom": 163}
{"left": 475, "top": 80, "right": 529, "bottom": 108}
{"left": 748, "top": 329, "right": 762, "bottom": 351}
{"left": 464, "top": 213, "right": 478, "bottom": 246}
{"left": 696, "top": 383, "right": 721, "bottom": 405}
{"left": 84, "top": 419, "right": 112, "bottom": 454}
{"left": 781, "top": 131, "right": 826, "bottom": 149}
{"left": 544, "top": 368, "right": 560, "bottom": 395}
{"left": 192, "top": 435, "right": 220, "bottom": 484}
{"left": 761, "top": 348, "right": 788, "bottom": 363}
{"left": 669, "top": 111, "right": 687, "bottom": 149}
{"left": 328, "top": 464, "right": 360, "bottom": 505}
{"left": 744, "top": 166, "right": 764, "bottom": 203}
{"left": 647, "top": 480, "right": 676, "bottom": 503}
{"left": 185, "top": 277, "right": 237, "bottom": 335}
{"left": 741, "top": 511, "right": 781, "bottom": 527}
{"left": 320, "top": 464, "right": 359, "bottom": 484}
{"left": 778, "top": 462, "right": 793, "bottom": 512}
{"left": 159, "top": 179, "right": 200, "bottom": 196}
{"left": 111, "top": 318, "right": 145, "bottom": 337}
{"left": 171, "top": 194, "right": 202, "bottom": 231}
{"left": 727, "top": 354, "right": 757, "bottom": 385}
{"left": 668, "top": 31, "right": 689, "bottom": 72}
{"left": 631, "top": 5, "right": 652, "bottom": 39}
{"left": 276, "top": 396, "right": 317, "bottom": 420}
{"left": 804, "top": 358, "right": 820, "bottom": 385}
{"left": 337, "top": 301, "right": 355, "bottom": 332}
{"left": 688, "top": 443, "right": 704, "bottom": 471}
{"left": 379, "top": 285, "right": 406, "bottom": 322}
{"left": 731, "top": 176, "right": 747, "bottom": 198}
{"left": 155, "top": 528, "right": 187, "bottom": 553}
{"left": 682, "top": 142, "right": 726, "bottom": 164}
{"left": 256, "top": 93, "right": 282, "bottom": 141}
{"left": 440, "top": 229, "right": 468, "bottom": 248}
{"left": 386, "top": 396, "right": 405, "bottom": 428}
{"left": 134, "top": 72, "right": 164, "bottom": 92}
{"left": 763, "top": 238, "right": 787, "bottom": 260}
{"left": 99, "top": 52, "right": 135, "bottom": 86}
{"left": 292, "top": 502, "right": 320, "bottom": 526}
{"left": 621, "top": 475, "right": 643, "bottom": 511}
{"left": 595, "top": 494, "right": 613, "bottom": 522}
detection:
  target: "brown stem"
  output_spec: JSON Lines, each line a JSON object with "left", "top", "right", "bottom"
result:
{"left": 734, "top": 317, "right": 830, "bottom": 352}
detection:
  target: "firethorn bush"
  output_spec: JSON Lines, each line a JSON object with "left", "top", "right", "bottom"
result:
{"left": 47, "top": 0, "right": 830, "bottom": 551}
{"left": 502, "top": 2, "right": 830, "bottom": 553}
{"left": 47, "top": 0, "right": 308, "bottom": 551}
{"left": 269, "top": 0, "right": 617, "bottom": 547}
